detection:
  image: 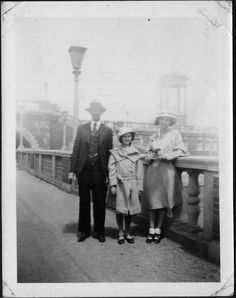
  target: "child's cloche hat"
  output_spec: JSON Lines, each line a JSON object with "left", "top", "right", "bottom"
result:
{"left": 118, "top": 127, "right": 135, "bottom": 142}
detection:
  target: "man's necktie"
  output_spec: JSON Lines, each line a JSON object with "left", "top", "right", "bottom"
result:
{"left": 92, "top": 122, "right": 97, "bottom": 135}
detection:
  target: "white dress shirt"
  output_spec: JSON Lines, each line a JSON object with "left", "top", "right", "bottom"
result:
{"left": 90, "top": 120, "right": 102, "bottom": 132}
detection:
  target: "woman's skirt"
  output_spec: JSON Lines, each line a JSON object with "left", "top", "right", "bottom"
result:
{"left": 143, "top": 160, "right": 183, "bottom": 212}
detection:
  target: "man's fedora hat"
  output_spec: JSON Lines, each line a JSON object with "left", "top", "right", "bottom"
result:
{"left": 86, "top": 101, "right": 106, "bottom": 113}
{"left": 155, "top": 111, "right": 176, "bottom": 125}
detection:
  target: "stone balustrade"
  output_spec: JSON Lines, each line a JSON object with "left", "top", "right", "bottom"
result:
{"left": 174, "top": 156, "right": 219, "bottom": 241}
{"left": 16, "top": 149, "right": 219, "bottom": 263}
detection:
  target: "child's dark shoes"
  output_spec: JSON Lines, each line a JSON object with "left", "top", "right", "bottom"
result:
{"left": 153, "top": 233, "right": 161, "bottom": 244}
{"left": 117, "top": 235, "right": 125, "bottom": 245}
{"left": 125, "top": 234, "right": 135, "bottom": 244}
{"left": 146, "top": 233, "right": 154, "bottom": 244}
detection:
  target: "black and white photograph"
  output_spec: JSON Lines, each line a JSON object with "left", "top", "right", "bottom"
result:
{"left": 2, "top": 1, "right": 233, "bottom": 297}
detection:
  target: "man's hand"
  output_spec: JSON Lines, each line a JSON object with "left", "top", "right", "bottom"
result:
{"left": 138, "top": 190, "right": 143, "bottom": 200}
{"left": 110, "top": 186, "right": 117, "bottom": 196}
{"left": 68, "top": 173, "right": 77, "bottom": 180}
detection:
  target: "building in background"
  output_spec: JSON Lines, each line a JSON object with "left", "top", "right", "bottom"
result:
{"left": 16, "top": 73, "right": 218, "bottom": 156}
{"left": 16, "top": 100, "right": 73, "bottom": 150}
{"left": 159, "top": 72, "right": 188, "bottom": 126}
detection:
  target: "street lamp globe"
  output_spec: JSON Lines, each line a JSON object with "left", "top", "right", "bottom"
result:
{"left": 69, "top": 46, "right": 87, "bottom": 69}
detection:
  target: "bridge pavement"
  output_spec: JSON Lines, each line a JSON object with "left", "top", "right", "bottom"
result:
{"left": 17, "top": 168, "right": 220, "bottom": 283}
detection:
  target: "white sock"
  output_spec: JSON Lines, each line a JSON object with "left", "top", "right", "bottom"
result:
{"left": 149, "top": 228, "right": 155, "bottom": 235}
{"left": 155, "top": 228, "right": 161, "bottom": 235}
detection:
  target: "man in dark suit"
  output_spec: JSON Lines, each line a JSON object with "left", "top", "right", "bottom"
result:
{"left": 69, "top": 101, "right": 113, "bottom": 243}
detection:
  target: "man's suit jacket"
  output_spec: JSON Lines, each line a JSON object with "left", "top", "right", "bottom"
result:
{"left": 70, "top": 122, "right": 113, "bottom": 177}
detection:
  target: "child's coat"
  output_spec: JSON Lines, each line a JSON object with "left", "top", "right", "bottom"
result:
{"left": 108, "top": 145, "right": 143, "bottom": 215}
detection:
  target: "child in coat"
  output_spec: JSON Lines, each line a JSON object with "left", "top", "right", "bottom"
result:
{"left": 108, "top": 127, "right": 143, "bottom": 244}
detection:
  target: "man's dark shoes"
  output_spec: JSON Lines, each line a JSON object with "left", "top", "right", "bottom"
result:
{"left": 97, "top": 234, "right": 106, "bottom": 243}
{"left": 77, "top": 232, "right": 90, "bottom": 242}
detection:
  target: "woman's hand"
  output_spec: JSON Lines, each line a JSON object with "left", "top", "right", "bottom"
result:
{"left": 158, "top": 152, "right": 168, "bottom": 160}
{"left": 145, "top": 151, "right": 158, "bottom": 161}
{"left": 110, "top": 186, "right": 117, "bottom": 196}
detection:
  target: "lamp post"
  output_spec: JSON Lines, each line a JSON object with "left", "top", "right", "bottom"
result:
{"left": 18, "top": 104, "right": 25, "bottom": 149}
{"left": 61, "top": 111, "right": 68, "bottom": 151}
{"left": 68, "top": 46, "right": 87, "bottom": 143}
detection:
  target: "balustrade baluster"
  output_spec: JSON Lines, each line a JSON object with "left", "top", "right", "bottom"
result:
{"left": 33, "top": 154, "right": 36, "bottom": 172}
{"left": 185, "top": 169, "right": 202, "bottom": 233}
{"left": 202, "top": 171, "right": 217, "bottom": 241}
{"left": 52, "top": 155, "right": 56, "bottom": 180}
{"left": 26, "top": 153, "right": 29, "bottom": 169}
{"left": 30, "top": 153, "right": 34, "bottom": 170}
{"left": 61, "top": 157, "right": 72, "bottom": 193}
{"left": 20, "top": 152, "right": 23, "bottom": 166}
{"left": 171, "top": 168, "right": 184, "bottom": 225}
{"left": 38, "top": 154, "right": 42, "bottom": 174}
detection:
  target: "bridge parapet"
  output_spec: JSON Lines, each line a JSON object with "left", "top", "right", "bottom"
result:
{"left": 16, "top": 149, "right": 219, "bottom": 264}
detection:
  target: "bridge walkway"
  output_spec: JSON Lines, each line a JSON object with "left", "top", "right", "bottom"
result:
{"left": 17, "top": 168, "right": 220, "bottom": 283}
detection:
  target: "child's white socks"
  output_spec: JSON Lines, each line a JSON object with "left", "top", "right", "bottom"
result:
{"left": 149, "top": 228, "right": 155, "bottom": 235}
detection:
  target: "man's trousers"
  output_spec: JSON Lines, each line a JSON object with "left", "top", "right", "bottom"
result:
{"left": 77, "top": 163, "right": 107, "bottom": 235}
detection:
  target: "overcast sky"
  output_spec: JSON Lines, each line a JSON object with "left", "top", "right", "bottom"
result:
{"left": 4, "top": 1, "right": 232, "bottom": 127}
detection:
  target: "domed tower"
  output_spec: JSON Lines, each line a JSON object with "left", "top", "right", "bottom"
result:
{"left": 159, "top": 72, "right": 188, "bottom": 126}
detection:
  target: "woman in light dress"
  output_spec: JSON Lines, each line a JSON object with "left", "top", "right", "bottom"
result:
{"left": 108, "top": 127, "right": 143, "bottom": 244}
{"left": 144, "top": 112, "right": 187, "bottom": 244}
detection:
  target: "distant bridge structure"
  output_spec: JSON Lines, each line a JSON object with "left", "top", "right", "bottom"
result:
{"left": 16, "top": 98, "right": 218, "bottom": 156}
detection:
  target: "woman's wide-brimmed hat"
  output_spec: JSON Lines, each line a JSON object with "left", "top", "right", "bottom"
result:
{"left": 155, "top": 112, "right": 176, "bottom": 125}
{"left": 118, "top": 127, "right": 135, "bottom": 142}
{"left": 85, "top": 101, "right": 106, "bottom": 113}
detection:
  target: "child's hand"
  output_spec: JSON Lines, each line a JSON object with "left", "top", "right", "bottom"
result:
{"left": 145, "top": 151, "right": 156, "bottom": 161}
{"left": 153, "top": 148, "right": 160, "bottom": 153}
{"left": 110, "top": 186, "right": 117, "bottom": 196}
